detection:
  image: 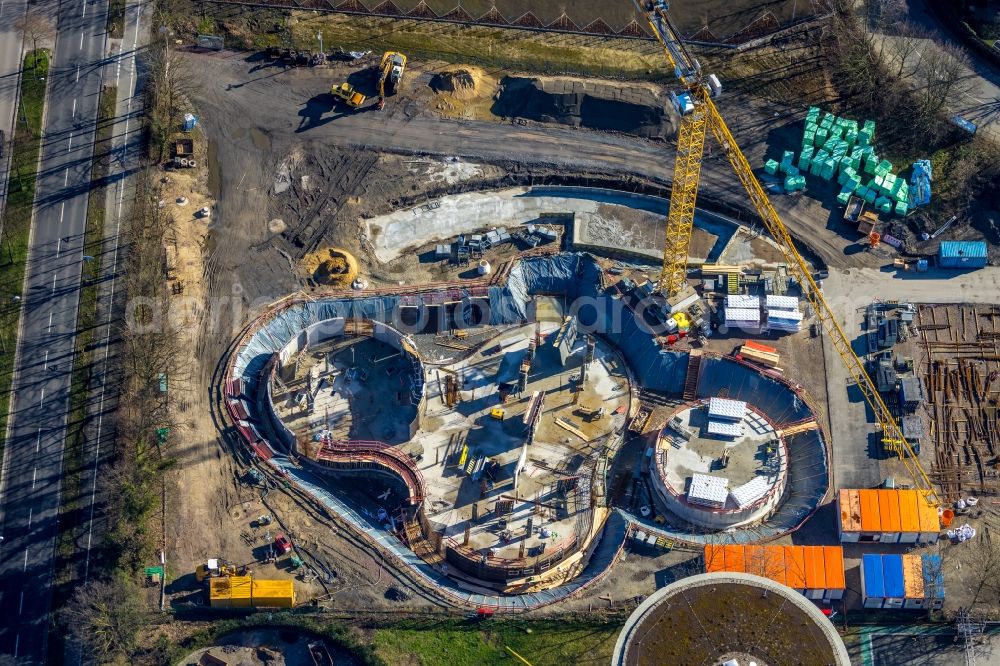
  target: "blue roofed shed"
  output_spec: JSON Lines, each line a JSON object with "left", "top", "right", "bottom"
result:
{"left": 938, "top": 241, "right": 987, "bottom": 269}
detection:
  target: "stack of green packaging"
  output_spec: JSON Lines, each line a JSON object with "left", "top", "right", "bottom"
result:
{"left": 768, "top": 107, "right": 912, "bottom": 216}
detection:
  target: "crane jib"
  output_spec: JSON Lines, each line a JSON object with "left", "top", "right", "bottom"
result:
{"left": 629, "top": 0, "right": 940, "bottom": 505}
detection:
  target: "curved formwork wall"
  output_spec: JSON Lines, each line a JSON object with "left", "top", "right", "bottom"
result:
{"left": 694, "top": 356, "right": 830, "bottom": 538}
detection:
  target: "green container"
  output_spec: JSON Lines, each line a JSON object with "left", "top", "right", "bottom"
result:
{"left": 837, "top": 189, "right": 852, "bottom": 205}
{"left": 876, "top": 196, "right": 892, "bottom": 213}
{"left": 801, "top": 146, "right": 815, "bottom": 160}
{"left": 864, "top": 189, "right": 878, "bottom": 204}
{"left": 810, "top": 161, "right": 823, "bottom": 176}
{"left": 816, "top": 127, "right": 829, "bottom": 143}
{"left": 798, "top": 155, "right": 812, "bottom": 171}
{"left": 876, "top": 159, "right": 893, "bottom": 176}
{"left": 840, "top": 156, "right": 854, "bottom": 171}
{"left": 895, "top": 200, "right": 908, "bottom": 216}
{"left": 858, "top": 130, "right": 871, "bottom": 146}
{"left": 845, "top": 130, "right": 857, "bottom": 146}
{"left": 765, "top": 159, "right": 779, "bottom": 175}
{"left": 803, "top": 133, "right": 815, "bottom": 148}
{"left": 857, "top": 185, "right": 870, "bottom": 198}
{"left": 787, "top": 165, "right": 800, "bottom": 176}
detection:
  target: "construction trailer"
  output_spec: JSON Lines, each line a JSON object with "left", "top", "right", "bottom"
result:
{"left": 838, "top": 489, "right": 940, "bottom": 544}
{"left": 861, "top": 553, "right": 944, "bottom": 610}
{"left": 938, "top": 240, "right": 987, "bottom": 269}
{"left": 704, "top": 544, "right": 846, "bottom": 601}
{"left": 209, "top": 575, "right": 295, "bottom": 609}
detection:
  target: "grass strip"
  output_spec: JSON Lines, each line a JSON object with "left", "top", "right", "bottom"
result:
{"left": 53, "top": 83, "right": 118, "bottom": 602}
{"left": 0, "top": 50, "right": 49, "bottom": 462}
{"left": 108, "top": 0, "right": 126, "bottom": 39}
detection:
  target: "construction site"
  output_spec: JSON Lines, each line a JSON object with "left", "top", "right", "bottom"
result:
{"left": 141, "top": 0, "right": 1000, "bottom": 663}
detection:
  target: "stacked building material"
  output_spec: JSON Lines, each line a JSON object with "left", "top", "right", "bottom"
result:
{"left": 739, "top": 340, "right": 780, "bottom": 367}
{"left": 779, "top": 107, "right": 913, "bottom": 215}
{"left": 910, "top": 159, "right": 932, "bottom": 207}
{"left": 764, "top": 294, "right": 802, "bottom": 333}
{"left": 861, "top": 553, "right": 944, "bottom": 609}
{"left": 704, "top": 544, "right": 846, "bottom": 600}
{"left": 724, "top": 294, "right": 761, "bottom": 331}
{"left": 688, "top": 473, "right": 729, "bottom": 508}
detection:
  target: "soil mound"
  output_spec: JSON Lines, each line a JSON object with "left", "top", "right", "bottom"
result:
{"left": 493, "top": 76, "right": 676, "bottom": 139}
{"left": 431, "top": 67, "right": 482, "bottom": 100}
{"left": 301, "top": 247, "right": 360, "bottom": 287}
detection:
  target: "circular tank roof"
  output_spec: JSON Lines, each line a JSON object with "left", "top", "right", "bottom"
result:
{"left": 611, "top": 572, "right": 850, "bottom": 666}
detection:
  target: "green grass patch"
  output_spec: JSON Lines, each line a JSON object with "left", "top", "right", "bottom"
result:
{"left": 108, "top": 0, "right": 127, "bottom": 39}
{"left": 53, "top": 83, "right": 118, "bottom": 600}
{"left": 371, "top": 619, "right": 622, "bottom": 666}
{"left": 0, "top": 50, "right": 49, "bottom": 461}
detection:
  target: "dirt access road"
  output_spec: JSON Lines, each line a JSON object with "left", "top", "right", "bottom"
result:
{"left": 185, "top": 50, "right": 877, "bottom": 274}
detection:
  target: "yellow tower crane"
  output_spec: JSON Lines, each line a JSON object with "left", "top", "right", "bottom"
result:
{"left": 636, "top": 0, "right": 940, "bottom": 506}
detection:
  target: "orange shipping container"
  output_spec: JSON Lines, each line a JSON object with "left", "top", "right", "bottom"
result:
{"left": 724, "top": 544, "right": 745, "bottom": 572}
{"left": 765, "top": 546, "right": 787, "bottom": 586}
{"left": 877, "top": 489, "right": 902, "bottom": 534}
{"left": 744, "top": 545, "right": 766, "bottom": 577}
{"left": 803, "top": 546, "right": 826, "bottom": 590}
{"left": 898, "top": 489, "right": 921, "bottom": 534}
{"left": 902, "top": 553, "right": 925, "bottom": 599}
{"left": 784, "top": 545, "right": 807, "bottom": 589}
{"left": 823, "top": 546, "right": 846, "bottom": 590}
{"left": 849, "top": 489, "right": 862, "bottom": 532}
{"left": 859, "top": 489, "right": 881, "bottom": 532}
{"left": 704, "top": 545, "right": 725, "bottom": 572}
{"left": 839, "top": 489, "right": 859, "bottom": 532}
{"left": 918, "top": 491, "right": 940, "bottom": 534}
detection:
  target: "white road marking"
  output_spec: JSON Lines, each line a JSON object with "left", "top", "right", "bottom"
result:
{"left": 23, "top": 548, "right": 28, "bottom": 570}
{"left": 59, "top": 202, "right": 65, "bottom": 222}
{"left": 76, "top": 66, "right": 80, "bottom": 82}
{"left": 27, "top": 508, "right": 32, "bottom": 528}
{"left": 68, "top": 131, "right": 73, "bottom": 151}
{"left": 36, "top": 428, "right": 41, "bottom": 453}
{"left": 13, "top": 634, "right": 18, "bottom": 659}
{"left": 47, "top": 312, "right": 53, "bottom": 332}
{"left": 79, "top": 33, "right": 83, "bottom": 49}
{"left": 52, "top": 272, "right": 57, "bottom": 294}
{"left": 82, "top": 0, "right": 86, "bottom": 17}
{"left": 32, "top": 468, "right": 36, "bottom": 489}
{"left": 72, "top": 98, "right": 76, "bottom": 116}
{"left": 39, "top": 388, "right": 44, "bottom": 406}
{"left": 63, "top": 168, "right": 68, "bottom": 186}
{"left": 56, "top": 237, "right": 61, "bottom": 258}
{"left": 84, "top": 0, "right": 144, "bottom": 587}
{"left": 44, "top": 350, "right": 48, "bottom": 369}
{"left": 18, "top": 590, "right": 24, "bottom": 614}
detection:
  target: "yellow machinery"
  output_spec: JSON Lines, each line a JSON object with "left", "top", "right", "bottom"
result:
{"left": 195, "top": 558, "right": 241, "bottom": 582}
{"left": 209, "top": 575, "right": 295, "bottom": 609}
{"left": 330, "top": 82, "right": 366, "bottom": 108}
{"left": 635, "top": 0, "right": 939, "bottom": 505}
{"left": 376, "top": 51, "right": 407, "bottom": 109}
{"left": 490, "top": 407, "right": 506, "bottom": 420}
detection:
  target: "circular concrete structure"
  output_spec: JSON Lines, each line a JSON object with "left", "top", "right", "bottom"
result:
{"left": 650, "top": 400, "right": 789, "bottom": 530}
{"left": 611, "top": 572, "right": 850, "bottom": 666}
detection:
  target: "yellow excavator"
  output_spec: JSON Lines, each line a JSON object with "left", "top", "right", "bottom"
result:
{"left": 330, "top": 82, "right": 367, "bottom": 109}
{"left": 376, "top": 51, "right": 407, "bottom": 110}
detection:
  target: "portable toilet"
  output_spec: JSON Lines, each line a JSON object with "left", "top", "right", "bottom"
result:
{"left": 182, "top": 113, "right": 198, "bottom": 131}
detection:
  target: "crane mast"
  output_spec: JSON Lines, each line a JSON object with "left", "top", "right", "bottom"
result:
{"left": 635, "top": 0, "right": 940, "bottom": 505}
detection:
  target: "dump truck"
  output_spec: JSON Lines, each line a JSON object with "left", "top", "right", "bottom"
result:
{"left": 330, "top": 82, "right": 366, "bottom": 109}
{"left": 844, "top": 195, "right": 865, "bottom": 224}
{"left": 858, "top": 211, "right": 880, "bottom": 238}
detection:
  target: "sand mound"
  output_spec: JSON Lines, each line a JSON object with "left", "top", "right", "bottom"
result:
{"left": 431, "top": 67, "right": 485, "bottom": 101}
{"left": 301, "top": 247, "right": 360, "bottom": 287}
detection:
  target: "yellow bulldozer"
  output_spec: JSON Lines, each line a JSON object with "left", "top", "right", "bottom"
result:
{"left": 330, "top": 82, "right": 366, "bottom": 109}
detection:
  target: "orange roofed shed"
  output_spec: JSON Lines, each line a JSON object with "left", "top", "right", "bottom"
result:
{"left": 784, "top": 545, "right": 807, "bottom": 589}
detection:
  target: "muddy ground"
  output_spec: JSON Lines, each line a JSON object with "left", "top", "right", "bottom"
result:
{"left": 158, "top": 36, "right": 894, "bottom": 620}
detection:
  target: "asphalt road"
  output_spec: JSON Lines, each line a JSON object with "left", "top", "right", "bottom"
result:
{"left": 0, "top": 0, "right": 109, "bottom": 661}
{"left": 0, "top": 0, "right": 28, "bottom": 220}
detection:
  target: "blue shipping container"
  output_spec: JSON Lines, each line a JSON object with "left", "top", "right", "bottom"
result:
{"left": 938, "top": 241, "right": 987, "bottom": 269}
{"left": 882, "top": 554, "right": 905, "bottom": 599}
{"left": 862, "top": 554, "right": 885, "bottom": 608}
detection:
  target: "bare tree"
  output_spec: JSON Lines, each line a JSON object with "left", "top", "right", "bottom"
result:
{"left": 144, "top": 44, "right": 200, "bottom": 160}
{"left": 913, "top": 43, "right": 976, "bottom": 124}
{"left": 60, "top": 579, "right": 145, "bottom": 663}
{"left": 14, "top": 13, "right": 54, "bottom": 76}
